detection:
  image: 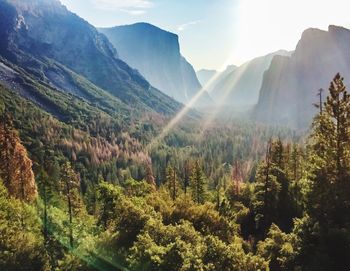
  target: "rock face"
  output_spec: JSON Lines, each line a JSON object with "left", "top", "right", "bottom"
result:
{"left": 254, "top": 25, "right": 350, "bottom": 128}
{"left": 99, "top": 23, "right": 210, "bottom": 104}
{"left": 210, "top": 51, "right": 291, "bottom": 107}
{"left": 0, "top": 0, "right": 181, "bottom": 114}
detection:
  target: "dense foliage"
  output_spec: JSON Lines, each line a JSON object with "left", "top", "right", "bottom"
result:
{"left": 1, "top": 73, "right": 349, "bottom": 270}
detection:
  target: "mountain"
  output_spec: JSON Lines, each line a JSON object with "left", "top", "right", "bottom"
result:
{"left": 209, "top": 51, "right": 291, "bottom": 107}
{"left": 254, "top": 25, "right": 350, "bottom": 128}
{"left": 197, "top": 65, "right": 237, "bottom": 87}
{"left": 99, "top": 23, "right": 210, "bottom": 105}
{"left": 0, "top": 0, "right": 182, "bottom": 116}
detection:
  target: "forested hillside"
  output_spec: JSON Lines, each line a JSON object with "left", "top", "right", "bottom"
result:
{"left": 0, "top": 0, "right": 182, "bottom": 115}
{"left": 1, "top": 72, "right": 350, "bottom": 270}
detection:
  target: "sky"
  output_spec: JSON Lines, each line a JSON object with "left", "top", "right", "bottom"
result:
{"left": 59, "top": 0, "right": 350, "bottom": 71}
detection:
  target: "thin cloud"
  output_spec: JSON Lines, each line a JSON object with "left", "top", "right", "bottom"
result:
{"left": 177, "top": 20, "right": 202, "bottom": 32}
{"left": 91, "top": 0, "right": 153, "bottom": 14}
{"left": 120, "top": 9, "right": 147, "bottom": 15}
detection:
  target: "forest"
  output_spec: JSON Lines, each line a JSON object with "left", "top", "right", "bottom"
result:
{"left": 1, "top": 71, "right": 350, "bottom": 271}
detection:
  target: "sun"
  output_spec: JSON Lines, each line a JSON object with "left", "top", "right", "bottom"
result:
{"left": 232, "top": 0, "right": 350, "bottom": 65}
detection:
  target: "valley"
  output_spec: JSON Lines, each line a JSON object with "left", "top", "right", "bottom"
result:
{"left": 0, "top": 0, "right": 350, "bottom": 271}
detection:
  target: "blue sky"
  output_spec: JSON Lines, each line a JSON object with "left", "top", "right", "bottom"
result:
{"left": 59, "top": 0, "right": 239, "bottom": 70}
{"left": 60, "top": 0, "right": 350, "bottom": 70}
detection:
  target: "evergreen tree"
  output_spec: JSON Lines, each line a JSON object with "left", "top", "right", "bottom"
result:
{"left": 165, "top": 165, "right": 180, "bottom": 201}
{"left": 59, "top": 161, "right": 81, "bottom": 249}
{"left": 37, "top": 167, "right": 51, "bottom": 241}
{"left": 253, "top": 141, "right": 280, "bottom": 234}
{"left": 288, "top": 144, "right": 304, "bottom": 215}
{"left": 190, "top": 161, "right": 206, "bottom": 204}
{"left": 253, "top": 139, "right": 296, "bottom": 234}
{"left": 308, "top": 73, "right": 350, "bottom": 228}
{"left": 183, "top": 160, "right": 192, "bottom": 195}
{"left": 300, "top": 74, "right": 350, "bottom": 270}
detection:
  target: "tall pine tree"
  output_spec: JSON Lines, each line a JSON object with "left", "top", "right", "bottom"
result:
{"left": 190, "top": 161, "right": 206, "bottom": 204}
{"left": 59, "top": 161, "right": 82, "bottom": 249}
{"left": 165, "top": 165, "right": 180, "bottom": 201}
{"left": 301, "top": 74, "right": 350, "bottom": 271}
{"left": 308, "top": 73, "right": 350, "bottom": 228}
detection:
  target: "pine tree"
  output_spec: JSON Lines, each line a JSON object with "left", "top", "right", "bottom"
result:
{"left": 270, "top": 138, "right": 284, "bottom": 169}
{"left": 190, "top": 161, "right": 206, "bottom": 204}
{"left": 165, "top": 165, "right": 179, "bottom": 201}
{"left": 59, "top": 161, "right": 81, "bottom": 249}
{"left": 184, "top": 160, "right": 192, "bottom": 195}
{"left": 288, "top": 144, "right": 303, "bottom": 214}
{"left": 299, "top": 74, "right": 350, "bottom": 271}
{"left": 308, "top": 73, "right": 350, "bottom": 228}
{"left": 253, "top": 152, "right": 281, "bottom": 233}
{"left": 37, "top": 167, "right": 50, "bottom": 241}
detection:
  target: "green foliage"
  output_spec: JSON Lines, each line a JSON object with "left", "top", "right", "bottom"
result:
{"left": 257, "top": 224, "right": 299, "bottom": 270}
{"left": 190, "top": 161, "right": 207, "bottom": 204}
{"left": 0, "top": 181, "right": 49, "bottom": 271}
{"left": 165, "top": 165, "right": 181, "bottom": 200}
{"left": 295, "top": 73, "right": 350, "bottom": 271}
{"left": 97, "top": 182, "right": 122, "bottom": 229}
{"left": 128, "top": 218, "right": 268, "bottom": 271}
{"left": 1, "top": 73, "right": 350, "bottom": 270}
{"left": 252, "top": 161, "right": 281, "bottom": 233}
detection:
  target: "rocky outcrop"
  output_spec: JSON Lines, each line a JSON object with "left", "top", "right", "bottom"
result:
{"left": 210, "top": 51, "right": 290, "bottom": 107}
{"left": 254, "top": 26, "right": 350, "bottom": 128}
{"left": 100, "top": 23, "right": 211, "bottom": 105}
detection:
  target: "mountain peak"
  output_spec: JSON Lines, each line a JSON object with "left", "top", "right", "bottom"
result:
{"left": 99, "top": 23, "right": 207, "bottom": 104}
{"left": 106, "top": 22, "right": 179, "bottom": 40}
{"left": 328, "top": 24, "right": 350, "bottom": 34}
{"left": 300, "top": 25, "right": 350, "bottom": 39}
{"left": 300, "top": 27, "right": 327, "bottom": 40}
{"left": 255, "top": 25, "right": 350, "bottom": 128}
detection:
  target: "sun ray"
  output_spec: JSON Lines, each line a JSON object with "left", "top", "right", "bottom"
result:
{"left": 197, "top": 62, "right": 251, "bottom": 139}
{"left": 146, "top": 52, "right": 237, "bottom": 150}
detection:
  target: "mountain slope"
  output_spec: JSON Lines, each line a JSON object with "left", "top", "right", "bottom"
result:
{"left": 0, "top": 0, "right": 181, "bottom": 115}
{"left": 99, "top": 23, "right": 210, "bottom": 104}
{"left": 210, "top": 51, "right": 291, "bottom": 106}
{"left": 197, "top": 65, "right": 237, "bottom": 88}
{"left": 254, "top": 25, "right": 350, "bottom": 128}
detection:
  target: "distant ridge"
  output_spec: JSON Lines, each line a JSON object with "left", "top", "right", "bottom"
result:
{"left": 254, "top": 25, "right": 350, "bottom": 128}
{"left": 99, "top": 23, "right": 211, "bottom": 105}
{"left": 209, "top": 50, "right": 291, "bottom": 107}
